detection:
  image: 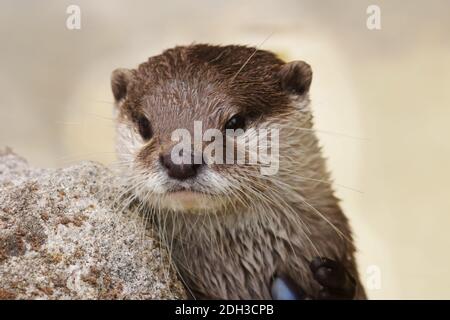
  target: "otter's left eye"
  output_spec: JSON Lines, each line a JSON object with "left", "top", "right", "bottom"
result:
{"left": 137, "top": 115, "right": 153, "bottom": 141}
{"left": 224, "top": 114, "right": 246, "bottom": 132}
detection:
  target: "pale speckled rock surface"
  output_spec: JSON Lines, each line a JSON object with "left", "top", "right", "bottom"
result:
{"left": 0, "top": 148, "right": 185, "bottom": 300}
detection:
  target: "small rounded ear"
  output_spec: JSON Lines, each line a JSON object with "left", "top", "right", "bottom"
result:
{"left": 279, "top": 61, "right": 312, "bottom": 96}
{"left": 111, "top": 68, "right": 133, "bottom": 102}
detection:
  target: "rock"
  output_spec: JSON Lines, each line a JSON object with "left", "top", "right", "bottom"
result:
{"left": 0, "top": 148, "right": 185, "bottom": 299}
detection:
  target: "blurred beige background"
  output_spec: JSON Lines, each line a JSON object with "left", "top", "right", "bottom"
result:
{"left": 1, "top": 0, "right": 449, "bottom": 299}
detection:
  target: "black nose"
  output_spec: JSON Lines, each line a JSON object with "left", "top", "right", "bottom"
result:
{"left": 159, "top": 153, "right": 201, "bottom": 180}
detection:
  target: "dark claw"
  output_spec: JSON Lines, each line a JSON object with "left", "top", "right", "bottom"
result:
{"left": 310, "top": 257, "right": 356, "bottom": 300}
{"left": 310, "top": 257, "right": 347, "bottom": 289}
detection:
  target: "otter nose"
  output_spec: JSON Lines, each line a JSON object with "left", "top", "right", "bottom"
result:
{"left": 159, "top": 153, "right": 201, "bottom": 180}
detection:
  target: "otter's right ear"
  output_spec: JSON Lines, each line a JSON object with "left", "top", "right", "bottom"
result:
{"left": 111, "top": 68, "right": 133, "bottom": 103}
{"left": 279, "top": 61, "right": 312, "bottom": 96}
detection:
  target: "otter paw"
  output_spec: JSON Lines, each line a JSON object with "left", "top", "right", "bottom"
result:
{"left": 309, "top": 257, "right": 356, "bottom": 300}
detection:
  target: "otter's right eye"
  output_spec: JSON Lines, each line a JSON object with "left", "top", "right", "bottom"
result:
{"left": 224, "top": 114, "right": 246, "bottom": 132}
{"left": 136, "top": 115, "right": 153, "bottom": 140}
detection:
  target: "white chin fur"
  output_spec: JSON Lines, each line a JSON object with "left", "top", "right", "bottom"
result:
{"left": 153, "top": 191, "right": 223, "bottom": 213}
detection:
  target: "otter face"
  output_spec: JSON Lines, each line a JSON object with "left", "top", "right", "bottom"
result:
{"left": 112, "top": 45, "right": 312, "bottom": 213}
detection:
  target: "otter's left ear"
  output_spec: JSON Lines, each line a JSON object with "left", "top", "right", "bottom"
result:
{"left": 279, "top": 61, "right": 312, "bottom": 96}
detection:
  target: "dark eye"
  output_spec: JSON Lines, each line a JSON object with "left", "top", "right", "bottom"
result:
{"left": 137, "top": 115, "right": 153, "bottom": 140}
{"left": 224, "top": 114, "right": 246, "bottom": 132}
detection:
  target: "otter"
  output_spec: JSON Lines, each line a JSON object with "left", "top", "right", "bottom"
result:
{"left": 111, "top": 44, "right": 366, "bottom": 299}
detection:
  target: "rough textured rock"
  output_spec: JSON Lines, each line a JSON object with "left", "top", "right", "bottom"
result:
{"left": 0, "top": 148, "right": 185, "bottom": 300}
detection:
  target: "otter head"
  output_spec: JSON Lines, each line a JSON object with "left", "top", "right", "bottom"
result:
{"left": 112, "top": 44, "right": 313, "bottom": 214}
